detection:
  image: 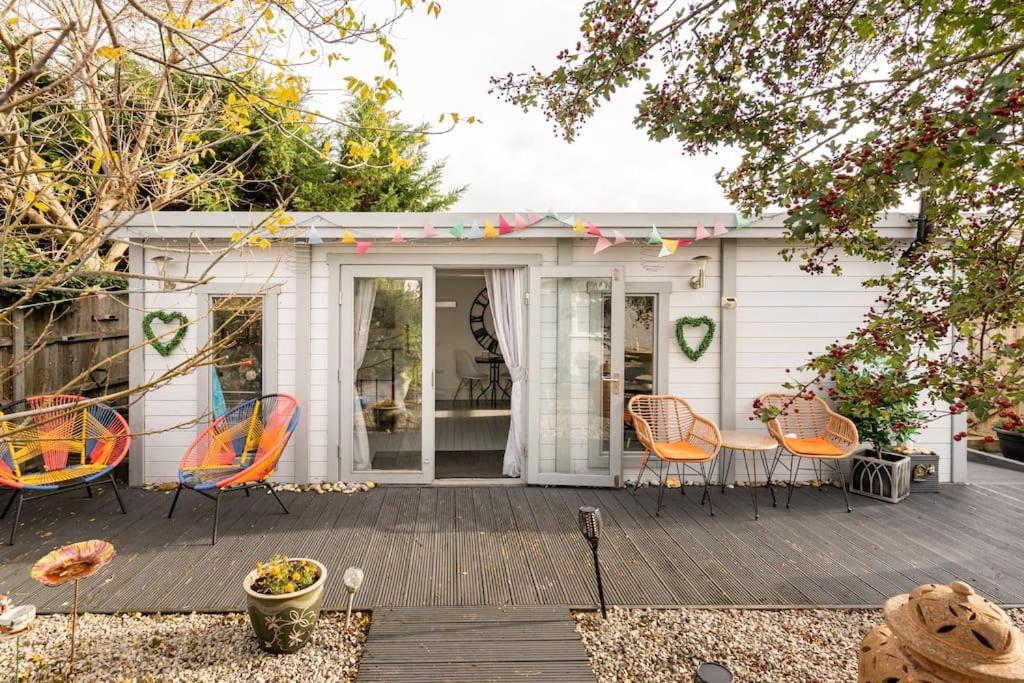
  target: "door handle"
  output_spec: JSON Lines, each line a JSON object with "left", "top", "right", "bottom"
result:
{"left": 601, "top": 372, "right": 621, "bottom": 395}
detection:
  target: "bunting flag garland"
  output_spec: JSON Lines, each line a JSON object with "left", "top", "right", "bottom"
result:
{"left": 341, "top": 229, "right": 357, "bottom": 244}
{"left": 514, "top": 213, "right": 529, "bottom": 230}
{"left": 392, "top": 227, "right": 406, "bottom": 243}
{"left": 526, "top": 211, "right": 541, "bottom": 225}
{"left": 467, "top": 220, "right": 483, "bottom": 239}
{"left": 648, "top": 225, "right": 662, "bottom": 245}
{"left": 498, "top": 215, "right": 513, "bottom": 235}
{"left": 735, "top": 214, "right": 752, "bottom": 229}
{"left": 450, "top": 221, "right": 465, "bottom": 239}
{"left": 483, "top": 219, "right": 499, "bottom": 239}
{"left": 585, "top": 223, "right": 603, "bottom": 238}
{"left": 677, "top": 239, "right": 693, "bottom": 248}
{"left": 356, "top": 241, "right": 372, "bottom": 256}
{"left": 613, "top": 230, "right": 627, "bottom": 245}
{"left": 306, "top": 225, "right": 324, "bottom": 245}
{"left": 694, "top": 221, "right": 711, "bottom": 240}
{"left": 658, "top": 238, "right": 680, "bottom": 257}
{"left": 713, "top": 217, "right": 728, "bottom": 236}
{"left": 422, "top": 221, "right": 437, "bottom": 238}
{"left": 593, "top": 236, "right": 613, "bottom": 254}
{"left": 545, "top": 209, "right": 559, "bottom": 220}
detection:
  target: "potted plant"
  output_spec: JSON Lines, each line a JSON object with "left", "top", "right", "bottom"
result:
{"left": 830, "top": 367, "right": 923, "bottom": 503}
{"left": 243, "top": 555, "right": 327, "bottom": 654}
{"left": 371, "top": 399, "right": 400, "bottom": 431}
{"left": 994, "top": 411, "right": 1024, "bottom": 462}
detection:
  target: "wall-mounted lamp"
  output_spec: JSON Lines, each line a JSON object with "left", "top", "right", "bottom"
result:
{"left": 690, "top": 255, "right": 711, "bottom": 290}
{"left": 150, "top": 255, "right": 175, "bottom": 291}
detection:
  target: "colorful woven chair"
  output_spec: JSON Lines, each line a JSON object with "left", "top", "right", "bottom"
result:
{"left": 628, "top": 395, "right": 722, "bottom": 516}
{"left": 168, "top": 393, "right": 299, "bottom": 544}
{"left": 0, "top": 395, "right": 130, "bottom": 544}
{"left": 758, "top": 392, "right": 859, "bottom": 512}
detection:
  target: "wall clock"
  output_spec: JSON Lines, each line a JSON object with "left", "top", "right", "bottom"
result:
{"left": 469, "top": 288, "right": 500, "bottom": 354}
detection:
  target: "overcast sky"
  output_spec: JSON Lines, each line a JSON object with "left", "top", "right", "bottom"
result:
{"left": 302, "top": 1, "right": 736, "bottom": 212}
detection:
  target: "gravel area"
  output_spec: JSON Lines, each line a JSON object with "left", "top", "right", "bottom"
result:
{"left": 0, "top": 611, "right": 368, "bottom": 682}
{"left": 576, "top": 607, "right": 1024, "bottom": 682}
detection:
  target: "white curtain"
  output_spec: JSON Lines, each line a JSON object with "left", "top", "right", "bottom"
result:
{"left": 353, "top": 279, "right": 377, "bottom": 470}
{"left": 485, "top": 269, "right": 526, "bottom": 477}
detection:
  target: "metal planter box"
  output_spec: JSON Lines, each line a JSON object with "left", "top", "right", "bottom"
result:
{"left": 849, "top": 450, "right": 911, "bottom": 504}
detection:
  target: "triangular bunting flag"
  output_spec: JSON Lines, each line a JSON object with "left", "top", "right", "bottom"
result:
{"left": 713, "top": 217, "right": 728, "bottom": 236}
{"left": 527, "top": 211, "right": 542, "bottom": 225}
{"left": 467, "top": 220, "right": 483, "bottom": 239}
{"left": 694, "top": 221, "right": 711, "bottom": 240}
{"left": 498, "top": 215, "right": 513, "bottom": 235}
{"left": 306, "top": 225, "right": 323, "bottom": 245}
{"left": 735, "top": 214, "right": 752, "bottom": 229}
{"left": 483, "top": 219, "right": 499, "bottom": 239}
{"left": 662, "top": 238, "right": 680, "bottom": 256}
{"left": 613, "top": 230, "right": 627, "bottom": 245}
{"left": 450, "top": 221, "right": 465, "bottom": 239}
{"left": 648, "top": 225, "right": 662, "bottom": 245}
{"left": 341, "top": 229, "right": 357, "bottom": 244}
{"left": 356, "top": 241, "right": 372, "bottom": 256}
{"left": 545, "top": 209, "right": 559, "bottom": 220}
{"left": 514, "top": 213, "right": 529, "bottom": 230}
{"left": 593, "top": 237, "right": 612, "bottom": 254}
{"left": 677, "top": 239, "right": 693, "bottom": 248}
{"left": 658, "top": 243, "right": 673, "bottom": 258}
{"left": 586, "top": 223, "right": 603, "bottom": 238}
{"left": 422, "top": 221, "right": 437, "bottom": 238}
{"left": 563, "top": 214, "right": 575, "bottom": 228}
{"left": 392, "top": 227, "right": 406, "bottom": 243}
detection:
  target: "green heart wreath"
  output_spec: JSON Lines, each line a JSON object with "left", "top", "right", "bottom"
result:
{"left": 143, "top": 310, "right": 189, "bottom": 357}
{"left": 675, "top": 316, "right": 715, "bottom": 362}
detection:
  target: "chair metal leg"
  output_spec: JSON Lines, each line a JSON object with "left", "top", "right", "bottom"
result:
{"left": 212, "top": 490, "right": 222, "bottom": 545}
{"left": 632, "top": 451, "right": 651, "bottom": 495}
{"left": 835, "top": 460, "right": 853, "bottom": 513}
{"left": 167, "top": 484, "right": 183, "bottom": 519}
{"left": 266, "top": 483, "right": 289, "bottom": 514}
{"left": 9, "top": 492, "right": 23, "bottom": 545}
{"left": 85, "top": 484, "right": 93, "bottom": 498}
{"left": 1, "top": 489, "right": 17, "bottom": 519}
{"left": 720, "top": 448, "right": 733, "bottom": 494}
{"left": 655, "top": 459, "right": 667, "bottom": 516}
{"left": 108, "top": 475, "right": 127, "bottom": 514}
{"left": 786, "top": 457, "right": 800, "bottom": 509}
{"left": 244, "top": 487, "right": 250, "bottom": 497}
{"left": 699, "top": 462, "right": 714, "bottom": 516}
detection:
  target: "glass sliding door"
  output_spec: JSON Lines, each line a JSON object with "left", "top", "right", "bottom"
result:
{"left": 340, "top": 266, "right": 434, "bottom": 483}
{"left": 527, "top": 266, "right": 624, "bottom": 486}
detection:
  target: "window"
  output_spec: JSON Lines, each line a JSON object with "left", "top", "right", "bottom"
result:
{"left": 623, "top": 294, "right": 657, "bottom": 450}
{"left": 210, "top": 296, "right": 265, "bottom": 411}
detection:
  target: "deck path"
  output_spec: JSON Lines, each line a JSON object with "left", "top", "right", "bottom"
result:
{"left": 1, "top": 482, "right": 1024, "bottom": 612}
{"left": 358, "top": 606, "right": 595, "bottom": 682}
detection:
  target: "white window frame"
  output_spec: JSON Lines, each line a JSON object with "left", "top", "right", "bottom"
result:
{"left": 623, "top": 282, "right": 671, "bottom": 458}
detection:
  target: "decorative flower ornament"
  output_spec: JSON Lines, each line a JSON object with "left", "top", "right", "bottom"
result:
{"left": 32, "top": 540, "right": 115, "bottom": 586}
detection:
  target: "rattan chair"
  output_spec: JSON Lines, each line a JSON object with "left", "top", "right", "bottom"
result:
{"left": 168, "top": 393, "right": 299, "bottom": 544}
{"left": 628, "top": 395, "right": 721, "bottom": 516}
{"left": 0, "top": 395, "right": 130, "bottom": 544}
{"left": 758, "top": 393, "right": 859, "bottom": 512}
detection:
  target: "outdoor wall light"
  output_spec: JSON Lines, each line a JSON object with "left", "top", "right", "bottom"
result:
{"left": 690, "top": 255, "right": 711, "bottom": 290}
{"left": 577, "top": 505, "right": 607, "bottom": 618}
{"left": 150, "top": 255, "right": 175, "bottom": 291}
{"left": 342, "top": 566, "right": 364, "bottom": 626}
{"left": 695, "top": 662, "right": 734, "bottom": 682}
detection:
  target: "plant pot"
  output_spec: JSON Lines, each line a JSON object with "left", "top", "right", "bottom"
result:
{"left": 243, "top": 558, "right": 326, "bottom": 654}
{"left": 372, "top": 406, "right": 400, "bottom": 432}
{"left": 995, "top": 428, "right": 1024, "bottom": 463}
{"left": 849, "top": 450, "right": 911, "bottom": 503}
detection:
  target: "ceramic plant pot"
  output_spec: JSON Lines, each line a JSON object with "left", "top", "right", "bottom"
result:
{"left": 243, "top": 559, "right": 326, "bottom": 654}
{"left": 995, "top": 428, "right": 1024, "bottom": 463}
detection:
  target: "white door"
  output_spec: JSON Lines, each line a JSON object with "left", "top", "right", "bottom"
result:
{"left": 527, "top": 265, "right": 625, "bottom": 487}
{"left": 340, "top": 266, "right": 435, "bottom": 483}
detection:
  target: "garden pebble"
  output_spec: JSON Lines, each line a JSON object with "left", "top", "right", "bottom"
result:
{"left": 0, "top": 611, "right": 368, "bottom": 682}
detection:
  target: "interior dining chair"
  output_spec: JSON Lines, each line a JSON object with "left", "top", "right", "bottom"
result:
{"left": 757, "top": 392, "right": 859, "bottom": 512}
{"left": 628, "top": 395, "right": 722, "bottom": 516}
{"left": 453, "top": 349, "right": 487, "bottom": 405}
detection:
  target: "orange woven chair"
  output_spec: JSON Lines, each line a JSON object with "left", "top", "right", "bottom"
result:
{"left": 628, "top": 395, "right": 721, "bottom": 516}
{"left": 168, "top": 393, "right": 299, "bottom": 544}
{"left": 0, "top": 395, "right": 130, "bottom": 545}
{"left": 758, "top": 393, "right": 859, "bottom": 512}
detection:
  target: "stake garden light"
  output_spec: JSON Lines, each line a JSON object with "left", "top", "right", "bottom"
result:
{"left": 342, "top": 566, "right": 365, "bottom": 626}
{"left": 577, "top": 506, "right": 606, "bottom": 618}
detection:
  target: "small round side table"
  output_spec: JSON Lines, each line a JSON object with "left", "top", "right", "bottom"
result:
{"left": 1, "top": 622, "right": 36, "bottom": 682}
{"left": 718, "top": 430, "right": 779, "bottom": 520}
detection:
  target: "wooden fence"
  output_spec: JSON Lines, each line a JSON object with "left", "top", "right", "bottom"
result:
{"left": 0, "top": 294, "right": 129, "bottom": 407}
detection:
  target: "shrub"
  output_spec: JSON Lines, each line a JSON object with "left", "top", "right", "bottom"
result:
{"left": 829, "top": 366, "right": 924, "bottom": 456}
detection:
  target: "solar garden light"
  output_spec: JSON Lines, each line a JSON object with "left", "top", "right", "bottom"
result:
{"left": 342, "top": 566, "right": 364, "bottom": 626}
{"left": 577, "top": 506, "right": 607, "bottom": 618}
{"left": 695, "top": 662, "right": 734, "bottom": 683}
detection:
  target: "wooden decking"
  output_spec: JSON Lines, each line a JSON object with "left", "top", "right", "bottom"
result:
{"left": 2, "top": 481, "right": 1024, "bottom": 613}
{"left": 359, "top": 606, "right": 595, "bottom": 682}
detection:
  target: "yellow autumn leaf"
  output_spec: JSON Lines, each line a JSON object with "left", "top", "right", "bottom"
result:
{"left": 6, "top": 16, "right": 19, "bottom": 26}
{"left": 263, "top": 7, "right": 274, "bottom": 20}
{"left": 24, "top": 191, "right": 36, "bottom": 203}
{"left": 427, "top": 1, "right": 441, "bottom": 18}
{"left": 231, "top": 230, "right": 243, "bottom": 242}
{"left": 97, "top": 45, "right": 124, "bottom": 60}
{"left": 258, "top": 238, "right": 271, "bottom": 249}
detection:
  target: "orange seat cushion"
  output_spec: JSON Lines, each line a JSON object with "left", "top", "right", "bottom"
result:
{"left": 652, "top": 440, "right": 710, "bottom": 461}
{"left": 786, "top": 437, "right": 844, "bottom": 457}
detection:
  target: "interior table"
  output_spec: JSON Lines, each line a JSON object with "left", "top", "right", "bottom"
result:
{"left": 718, "top": 430, "right": 781, "bottom": 520}
{"left": 474, "top": 355, "right": 509, "bottom": 407}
